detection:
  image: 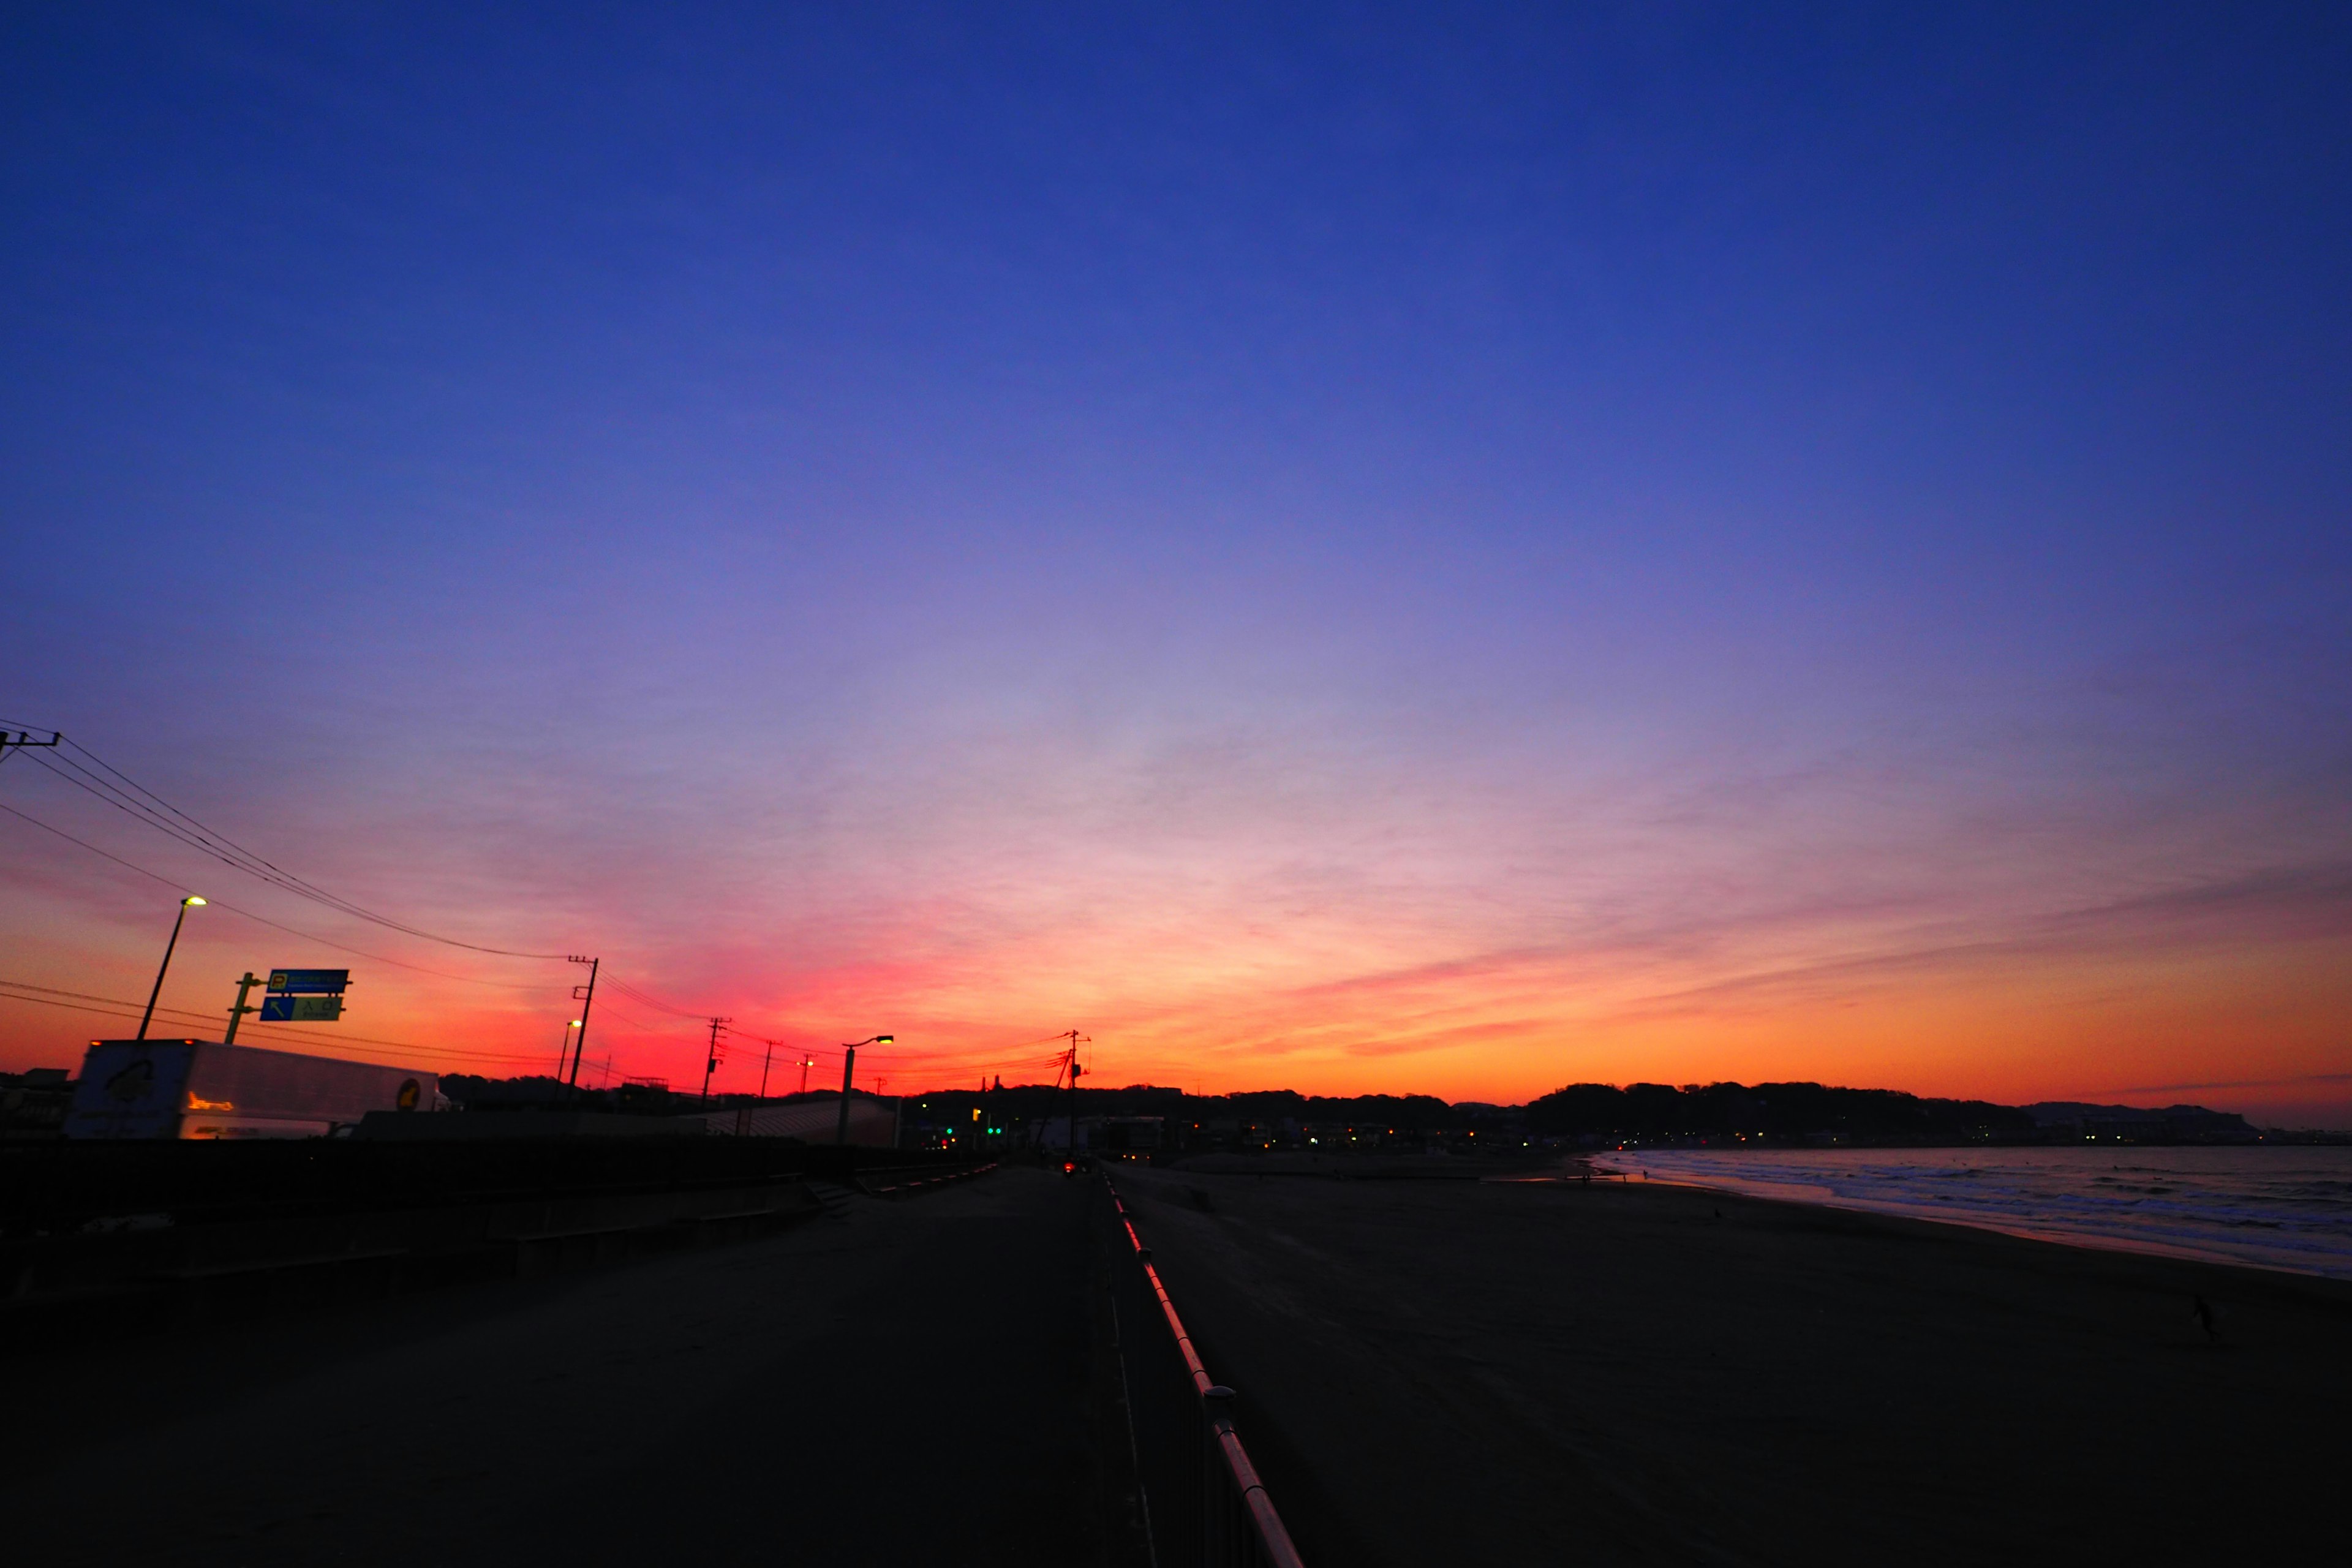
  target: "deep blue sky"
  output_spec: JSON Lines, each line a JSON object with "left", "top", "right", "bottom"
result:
{"left": 3, "top": 4, "right": 2347, "bottom": 1112}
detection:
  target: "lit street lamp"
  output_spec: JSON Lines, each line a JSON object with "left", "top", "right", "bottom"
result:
{"left": 136, "top": 895, "right": 205, "bottom": 1041}
{"left": 836, "top": 1035, "right": 892, "bottom": 1145}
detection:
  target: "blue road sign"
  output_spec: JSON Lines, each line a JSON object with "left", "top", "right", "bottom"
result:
{"left": 260, "top": 995, "right": 344, "bottom": 1022}
{"left": 266, "top": 968, "right": 349, "bottom": 995}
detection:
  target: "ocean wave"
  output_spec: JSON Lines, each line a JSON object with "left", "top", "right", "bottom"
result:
{"left": 1621, "top": 1147, "right": 2352, "bottom": 1280}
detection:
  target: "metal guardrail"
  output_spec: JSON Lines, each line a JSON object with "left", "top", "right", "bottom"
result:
{"left": 1105, "top": 1177, "right": 1306, "bottom": 1568}
{"left": 856, "top": 1159, "right": 998, "bottom": 1197}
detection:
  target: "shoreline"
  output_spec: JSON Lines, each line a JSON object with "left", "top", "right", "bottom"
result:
{"left": 1599, "top": 1145, "right": 2352, "bottom": 1283}
{"left": 1167, "top": 1144, "right": 2352, "bottom": 1283}
{"left": 1618, "top": 1166, "right": 2343, "bottom": 1283}
{"left": 1116, "top": 1163, "right": 2352, "bottom": 1564}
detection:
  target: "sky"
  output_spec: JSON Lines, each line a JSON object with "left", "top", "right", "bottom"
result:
{"left": 2, "top": 3, "right": 2347, "bottom": 1122}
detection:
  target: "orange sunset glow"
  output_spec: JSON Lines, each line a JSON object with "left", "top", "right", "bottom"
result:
{"left": 8, "top": 11, "right": 2352, "bottom": 1566}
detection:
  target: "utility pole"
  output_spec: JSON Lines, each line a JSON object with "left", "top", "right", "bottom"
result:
{"left": 223, "top": 971, "right": 263, "bottom": 1044}
{"left": 137, "top": 895, "right": 205, "bottom": 1041}
{"left": 798, "top": 1054, "right": 815, "bottom": 1097}
{"left": 699, "top": 1017, "right": 733, "bottom": 1105}
{"left": 564, "top": 956, "right": 600, "bottom": 1098}
{"left": 552, "top": 1019, "right": 580, "bottom": 1079}
{"left": 1035, "top": 1030, "right": 1087, "bottom": 1156}
{"left": 0, "top": 728, "right": 61, "bottom": 767}
{"left": 836, "top": 1045, "right": 857, "bottom": 1145}
{"left": 758, "top": 1039, "right": 777, "bottom": 1100}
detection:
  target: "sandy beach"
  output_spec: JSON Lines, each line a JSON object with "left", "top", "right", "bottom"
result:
{"left": 1115, "top": 1165, "right": 2352, "bottom": 1565}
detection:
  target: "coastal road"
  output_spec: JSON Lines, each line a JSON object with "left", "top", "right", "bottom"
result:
{"left": 1116, "top": 1166, "right": 2352, "bottom": 1566}
{"left": 6, "top": 1164, "right": 1115, "bottom": 1567}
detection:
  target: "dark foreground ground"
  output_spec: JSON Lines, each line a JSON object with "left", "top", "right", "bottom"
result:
{"left": 4, "top": 1165, "right": 1114, "bottom": 1567}
{"left": 1115, "top": 1166, "right": 2352, "bottom": 1566}
{"left": 17, "top": 1158, "right": 2349, "bottom": 1567}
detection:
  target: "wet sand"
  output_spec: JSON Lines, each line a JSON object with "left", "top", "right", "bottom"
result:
{"left": 1116, "top": 1166, "right": 2352, "bottom": 1566}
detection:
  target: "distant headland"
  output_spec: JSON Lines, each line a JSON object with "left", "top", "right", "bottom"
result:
{"left": 393, "top": 1073, "right": 2339, "bottom": 1151}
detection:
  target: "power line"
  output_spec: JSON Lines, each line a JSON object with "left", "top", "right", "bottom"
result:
{"left": 604, "top": 977, "right": 709, "bottom": 1019}
{"left": 0, "top": 799, "right": 559, "bottom": 990}
{"left": 10, "top": 733, "right": 569, "bottom": 960}
{"left": 589, "top": 992, "right": 1077, "bottom": 1073}
{"left": 26, "top": 750, "right": 399, "bottom": 928}
{"left": 8, "top": 749, "right": 1110, "bottom": 1086}
{"left": 0, "top": 979, "right": 549, "bottom": 1066}
{"left": 582, "top": 1003, "right": 680, "bottom": 1037}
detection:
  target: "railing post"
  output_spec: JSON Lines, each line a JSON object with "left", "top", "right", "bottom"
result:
{"left": 1104, "top": 1175, "right": 1302, "bottom": 1568}
{"left": 1203, "top": 1384, "right": 1236, "bottom": 1566}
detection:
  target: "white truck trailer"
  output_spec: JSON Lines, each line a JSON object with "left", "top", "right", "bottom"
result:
{"left": 63, "top": 1038, "right": 441, "bottom": 1140}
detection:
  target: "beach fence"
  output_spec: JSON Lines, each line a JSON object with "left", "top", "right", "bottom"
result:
{"left": 1103, "top": 1176, "right": 1306, "bottom": 1568}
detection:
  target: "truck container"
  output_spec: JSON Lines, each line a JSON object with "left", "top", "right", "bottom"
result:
{"left": 62, "top": 1039, "right": 441, "bottom": 1140}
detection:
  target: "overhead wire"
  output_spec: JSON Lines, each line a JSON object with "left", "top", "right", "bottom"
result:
{"left": 38, "top": 748, "right": 325, "bottom": 889}
{"left": 582, "top": 1003, "right": 684, "bottom": 1038}
{"left": 35, "top": 743, "right": 416, "bottom": 930}
{"left": 0, "top": 799, "right": 560, "bottom": 990}
{"left": 0, "top": 979, "right": 551, "bottom": 1066}
{"left": 603, "top": 977, "right": 710, "bottom": 1019}
{"left": 7, "top": 728, "right": 1102, "bottom": 1091}
{"left": 26, "top": 748, "right": 403, "bottom": 923}
{"left": 13, "top": 734, "right": 568, "bottom": 959}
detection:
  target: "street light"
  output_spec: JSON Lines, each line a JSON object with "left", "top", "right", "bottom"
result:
{"left": 136, "top": 895, "right": 205, "bottom": 1041}
{"left": 836, "top": 1035, "right": 892, "bottom": 1145}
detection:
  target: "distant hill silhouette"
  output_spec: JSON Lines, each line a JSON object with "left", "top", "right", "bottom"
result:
{"left": 1524, "top": 1080, "right": 2034, "bottom": 1142}
{"left": 429, "top": 1072, "right": 2258, "bottom": 1148}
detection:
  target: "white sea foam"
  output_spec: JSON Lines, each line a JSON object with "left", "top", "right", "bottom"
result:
{"left": 1602, "top": 1145, "right": 2352, "bottom": 1280}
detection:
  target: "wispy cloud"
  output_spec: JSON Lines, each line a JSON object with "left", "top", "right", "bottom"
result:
{"left": 2103, "top": 1072, "right": 2352, "bottom": 1095}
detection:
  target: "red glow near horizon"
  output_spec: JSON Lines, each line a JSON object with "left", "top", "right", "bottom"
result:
{"left": 4, "top": 799, "right": 2345, "bottom": 1127}
{"left": 2, "top": 10, "right": 2347, "bottom": 1126}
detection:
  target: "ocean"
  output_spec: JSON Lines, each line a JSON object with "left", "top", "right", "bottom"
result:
{"left": 1598, "top": 1145, "right": 2352, "bottom": 1281}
